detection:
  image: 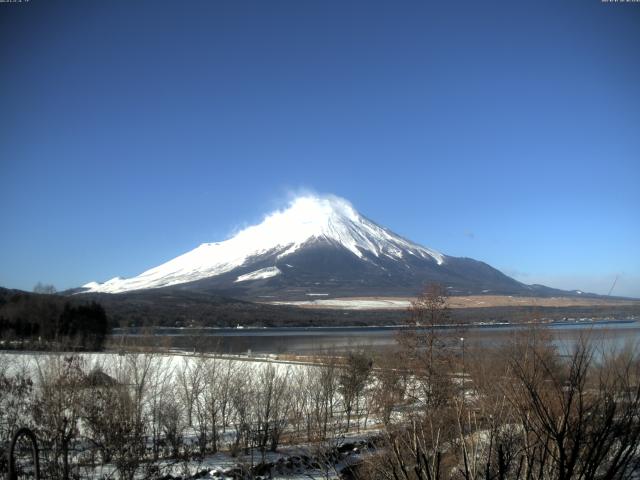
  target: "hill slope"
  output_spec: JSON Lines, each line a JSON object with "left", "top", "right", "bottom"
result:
{"left": 81, "top": 195, "right": 584, "bottom": 299}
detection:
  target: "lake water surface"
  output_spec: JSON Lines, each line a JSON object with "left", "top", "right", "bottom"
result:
{"left": 113, "top": 319, "right": 640, "bottom": 355}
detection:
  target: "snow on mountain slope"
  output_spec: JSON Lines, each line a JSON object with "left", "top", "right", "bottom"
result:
{"left": 82, "top": 195, "right": 445, "bottom": 294}
{"left": 235, "top": 267, "right": 281, "bottom": 283}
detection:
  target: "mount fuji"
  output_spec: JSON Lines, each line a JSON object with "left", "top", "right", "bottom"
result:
{"left": 80, "top": 195, "right": 562, "bottom": 299}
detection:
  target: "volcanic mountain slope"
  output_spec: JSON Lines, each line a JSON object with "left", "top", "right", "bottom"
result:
{"left": 81, "top": 195, "right": 573, "bottom": 300}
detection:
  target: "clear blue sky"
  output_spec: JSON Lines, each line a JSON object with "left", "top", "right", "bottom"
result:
{"left": 1, "top": 0, "right": 639, "bottom": 297}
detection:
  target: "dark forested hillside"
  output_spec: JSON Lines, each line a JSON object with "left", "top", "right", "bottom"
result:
{"left": 0, "top": 288, "right": 109, "bottom": 349}
{"left": 3, "top": 286, "right": 639, "bottom": 343}
{"left": 78, "top": 287, "right": 640, "bottom": 328}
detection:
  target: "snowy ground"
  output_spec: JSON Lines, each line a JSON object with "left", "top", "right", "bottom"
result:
{"left": 131, "top": 433, "right": 374, "bottom": 480}
{"left": 269, "top": 298, "right": 412, "bottom": 310}
{"left": 0, "top": 351, "right": 381, "bottom": 480}
{"left": 0, "top": 351, "right": 316, "bottom": 391}
{"left": 76, "top": 438, "right": 372, "bottom": 480}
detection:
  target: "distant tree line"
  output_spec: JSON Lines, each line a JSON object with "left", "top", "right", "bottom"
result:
{"left": 79, "top": 287, "right": 640, "bottom": 330}
{"left": 0, "top": 290, "right": 109, "bottom": 350}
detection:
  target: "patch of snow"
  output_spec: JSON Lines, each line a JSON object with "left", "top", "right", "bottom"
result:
{"left": 271, "top": 298, "right": 413, "bottom": 310}
{"left": 235, "top": 266, "right": 281, "bottom": 283}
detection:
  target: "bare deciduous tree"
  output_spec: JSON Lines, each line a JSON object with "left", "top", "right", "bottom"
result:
{"left": 399, "top": 283, "right": 455, "bottom": 409}
{"left": 33, "top": 282, "right": 57, "bottom": 295}
{"left": 33, "top": 355, "right": 85, "bottom": 480}
{"left": 338, "top": 352, "right": 372, "bottom": 432}
{"left": 371, "top": 358, "right": 406, "bottom": 427}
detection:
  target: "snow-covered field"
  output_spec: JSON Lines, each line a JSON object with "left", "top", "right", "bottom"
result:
{"left": 0, "top": 350, "right": 310, "bottom": 382}
{"left": 269, "top": 298, "right": 412, "bottom": 310}
{"left": 0, "top": 351, "right": 381, "bottom": 480}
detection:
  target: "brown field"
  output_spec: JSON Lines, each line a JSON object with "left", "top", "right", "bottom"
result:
{"left": 271, "top": 295, "right": 640, "bottom": 310}
{"left": 442, "top": 295, "right": 638, "bottom": 308}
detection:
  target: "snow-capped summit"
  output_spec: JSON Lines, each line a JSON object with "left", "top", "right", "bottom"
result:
{"left": 240, "top": 195, "right": 445, "bottom": 263}
{"left": 82, "top": 194, "right": 527, "bottom": 298}
{"left": 83, "top": 195, "right": 444, "bottom": 294}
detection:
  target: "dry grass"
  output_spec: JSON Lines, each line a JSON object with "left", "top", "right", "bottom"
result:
{"left": 272, "top": 295, "right": 640, "bottom": 310}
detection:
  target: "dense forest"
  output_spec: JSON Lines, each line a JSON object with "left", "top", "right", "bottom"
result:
{"left": 0, "top": 289, "right": 109, "bottom": 350}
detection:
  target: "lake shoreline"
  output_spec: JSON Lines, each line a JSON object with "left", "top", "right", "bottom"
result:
{"left": 112, "top": 317, "right": 638, "bottom": 336}
{"left": 105, "top": 318, "right": 640, "bottom": 355}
